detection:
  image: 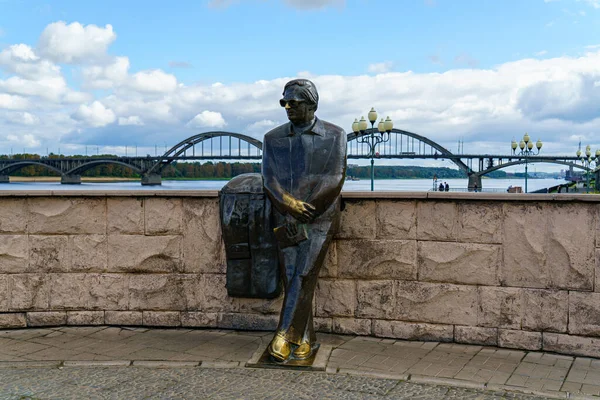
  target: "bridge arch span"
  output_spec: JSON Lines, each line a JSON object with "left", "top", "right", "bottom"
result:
{"left": 148, "top": 131, "right": 263, "bottom": 175}
{"left": 478, "top": 159, "right": 589, "bottom": 177}
{"left": 65, "top": 159, "right": 144, "bottom": 176}
{"left": 0, "top": 161, "right": 63, "bottom": 177}
{"left": 347, "top": 128, "right": 471, "bottom": 174}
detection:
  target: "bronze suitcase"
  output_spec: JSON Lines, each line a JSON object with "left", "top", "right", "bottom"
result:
{"left": 219, "top": 173, "right": 281, "bottom": 299}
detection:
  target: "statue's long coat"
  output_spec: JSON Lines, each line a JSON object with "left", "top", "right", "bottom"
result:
{"left": 262, "top": 117, "right": 347, "bottom": 345}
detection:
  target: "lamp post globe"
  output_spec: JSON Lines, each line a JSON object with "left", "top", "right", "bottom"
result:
{"left": 352, "top": 118, "right": 359, "bottom": 134}
{"left": 377, "top": 118, "right": 385, "bottom": 134}
{"left": 358, "top": 116, "right": 368, "bottom": 132}
{"left": 368, "top": 108, "right": 378, "bottom": 124}
{"left": 352, "top": 108, "right": 393, "bottom": 191}
{"left": 384, "top": 116, "right": 393, "bottom": 132}
{"left": 579, "top": 144, "right": 598, "bottom": 193}
{"left": 511, "top": 133, "right": 542, "bottom": 194}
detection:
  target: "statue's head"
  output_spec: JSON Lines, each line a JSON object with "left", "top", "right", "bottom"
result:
{"left": 280, "top": 79, "right": 319, "bottom": 125}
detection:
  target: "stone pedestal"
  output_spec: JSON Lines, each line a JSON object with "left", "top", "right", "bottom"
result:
{"left": 246, "top": 342, "right": 331, "bottom": 371}
{"left": 468, "top": 174, "right": 482, "bottom": 191}
{"left": 142, "top": 173, "right": 162, "bottom": 186}
{"left": 61, "top": 174, "right": 81, "bottom": 184}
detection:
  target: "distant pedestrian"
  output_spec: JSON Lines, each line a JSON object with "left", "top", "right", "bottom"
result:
{"left": 439, "top": 182, "right": 444, "bottom": 191}
{"left": 473, "top": 183, "right": 478, "bottom": 192}
{"left": 444, "top": 182, "right": 449, "bottom": 192}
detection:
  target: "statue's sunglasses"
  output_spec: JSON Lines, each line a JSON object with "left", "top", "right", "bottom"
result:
{"left": 279, "top": 99, "right": 305, "bottom": 108}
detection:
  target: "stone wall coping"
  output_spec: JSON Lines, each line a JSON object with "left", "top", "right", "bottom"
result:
{"left": 0, "top": 190, "right": 222, "bottom": 197}
{"left": 0, "top": 189, "right": 598, "bottom": 202}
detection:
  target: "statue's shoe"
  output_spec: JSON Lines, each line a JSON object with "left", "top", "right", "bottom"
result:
{"left": 292, "top": 342, "right": 312, "bottom": 359}
{"left": 268, "top": 334, "right": 291, "bottom": 362}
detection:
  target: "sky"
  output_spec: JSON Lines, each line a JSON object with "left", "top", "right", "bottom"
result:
{"left": 0, "top": 0, "right": 599, "bottom": 171}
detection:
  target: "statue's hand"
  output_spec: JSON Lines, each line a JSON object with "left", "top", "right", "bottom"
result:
{"left": 283, "top": 194, "right": 315, "bottom": 223}
{"left": 290, "top": 200, "right": 316, "bottom": 223}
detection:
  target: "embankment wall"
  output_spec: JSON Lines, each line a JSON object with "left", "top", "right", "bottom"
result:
{"left": 1, "top": 190, "right": 599, "bottom": 357}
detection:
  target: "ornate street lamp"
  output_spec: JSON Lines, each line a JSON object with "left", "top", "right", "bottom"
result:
{"left": 510, "top": 133, "right": 542, "bottom": 193}
{"left": 577, "top": 144, "right": 599, "bottom": 193}
{"left": 352, "top": 108, "right": 393, "bottom": 191}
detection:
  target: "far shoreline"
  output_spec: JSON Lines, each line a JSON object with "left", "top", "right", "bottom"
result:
{"left": 9, "top": 177, "right": 138, "bottom": 183}
{"left": 8, "top": 176, "right": 232, "bottom": 183}
{"left": 7, "top": 176, "right": 550, "bottom": 183}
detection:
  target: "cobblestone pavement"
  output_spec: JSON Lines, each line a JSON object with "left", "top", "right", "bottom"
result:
{"left": 0, "top": 366, "right": 562, "bottom": 400}
{"left": 0, "top": 326, "right": 598, "bottom": 399}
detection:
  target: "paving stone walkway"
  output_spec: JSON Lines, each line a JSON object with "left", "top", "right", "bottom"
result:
{"left": 0, "top": 326, "right": 598, "bottom": 399}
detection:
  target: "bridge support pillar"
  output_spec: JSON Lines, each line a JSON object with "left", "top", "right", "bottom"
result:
{"left": 0, "top": 175, "right": 9, "bottom": 183}
{"left": 468, "top": 174, "right": 482, "bottom": 191}
{"left": 61, "top": 174, "right": 81, "bottom": 184}
{"left": 141, "top": 173, "right": 162, "bottom": 186}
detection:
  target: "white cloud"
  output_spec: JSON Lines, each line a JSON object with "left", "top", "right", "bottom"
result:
{"left": 62, "top": 90, "right": 93, "bottom": 104}
{"left": 129, "top": 69, "right": 178, "bottom": 93}
{"left": 0, "top": 75, "right": 67, "bottom": 101}
{"left": 38, "top": 21, "right": 116, "bottom": 63}
{"left": 187, "top": 111, "right": 227, "bottom": 128}
{"left": 368, "top": 61, "right": 394, "bottom": 74}
{"left": 246, "top": 119, "right": 278, "bottom": 134}
{"left": 0, "top": 44, "right": 63, "bottom": 82}
{"left": 82, "top": 59, "right": 177, "bottom": 94}
{"left": 69, "top": 49, "right": 600, "bottom": 154}
{"left": 82, "top": 56, "right": 129, "bottom": 89}
{"left": 0, "top": 93, "right": 30, "bottom": 110}
{"left": 535, "top": 50, "right": 548, "bottom": 56}
{"left": 3, "top": 19, "right": 600, "bottom": 159}
{"left": 7, "top": 133, "right": 40, "bottom": 147}
{"left": 102, "top": 96, "right": 175, "bottom": 124}
{"left": 1, "top": 44, "right": 39, "bottom": 62}
{"left": 5, "top": 111, "right": 39, "bottom": 125}
{"left": 118, "top": 115, "right": 144, "bottom": 126}
{"left": 72, "top": 101, "right": 116, "bottom": 127}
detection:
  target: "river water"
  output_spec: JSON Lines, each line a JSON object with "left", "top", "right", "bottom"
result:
{"left": 0, "top": 178, "right": 567, "bottom": 192}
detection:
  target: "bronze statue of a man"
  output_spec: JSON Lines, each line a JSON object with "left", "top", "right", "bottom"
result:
{"left": 262, "top": 79, "right": 347, "bottom": 361}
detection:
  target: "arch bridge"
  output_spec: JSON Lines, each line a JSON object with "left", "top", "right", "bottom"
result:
{"left": 0, "top": 130, "right": 595, "bottom": 189}
{"left": 347, "top": 128, "right": 594, "bottom": 190}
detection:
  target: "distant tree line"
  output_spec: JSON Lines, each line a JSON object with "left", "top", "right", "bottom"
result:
{"left": 0, "top": 153, "right": 507, "bottom": 179}
{"left": 161, "top": 161, "right": 261, "bottom": 179}
{"left": 347, "top": 165, "right": 507, "bottom": 179}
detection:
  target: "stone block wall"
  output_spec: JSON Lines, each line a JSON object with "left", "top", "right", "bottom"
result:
{"left": 1, "top": 191, "right": 599, "bottom": 358}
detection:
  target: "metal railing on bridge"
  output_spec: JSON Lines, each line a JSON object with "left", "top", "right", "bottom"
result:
{"left": 0, "top": 129, "right": 597, "bottom": 187}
